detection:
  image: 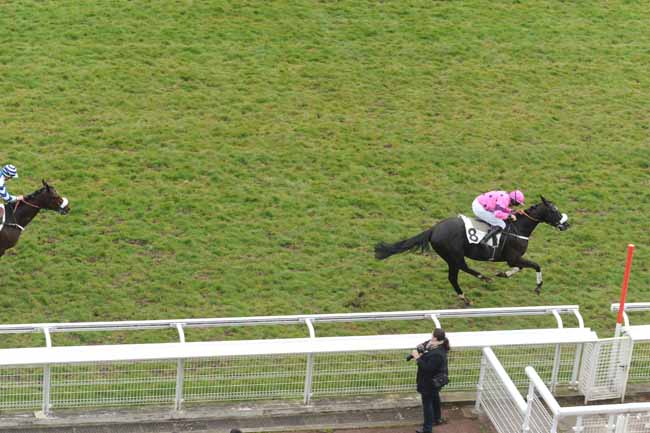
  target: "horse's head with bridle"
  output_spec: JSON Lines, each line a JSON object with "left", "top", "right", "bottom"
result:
{"left": 18, "top": 180, "right": 70, "bottom": 215}
{"left": 0, "top": 180, "right": 70, "bottom": 257}
{"left": 517, "top": 195, "right": 569, "bottom": 231}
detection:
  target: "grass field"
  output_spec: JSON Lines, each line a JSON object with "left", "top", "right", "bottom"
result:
{"left": 0, "top": 1, "right": 648, "bottom": 346}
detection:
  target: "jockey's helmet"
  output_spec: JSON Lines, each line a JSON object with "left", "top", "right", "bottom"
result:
{"left": 509, "top": 190, "right": 524, "bottom": 205}
{"left": 2, "top": 164, "right": 17, "bottom": 178}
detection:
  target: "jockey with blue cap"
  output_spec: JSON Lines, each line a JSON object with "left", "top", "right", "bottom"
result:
{"left": 0, "top": 164, "right": 23, "bottom": 207}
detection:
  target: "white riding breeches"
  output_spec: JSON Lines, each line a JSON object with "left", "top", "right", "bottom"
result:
{"left": 472, "top": 198, "right": 506, "bottom": 229}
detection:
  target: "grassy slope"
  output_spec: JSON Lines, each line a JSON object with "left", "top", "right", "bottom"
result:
{"left": 0, "top": 1, "right": 648, "bottom": 344}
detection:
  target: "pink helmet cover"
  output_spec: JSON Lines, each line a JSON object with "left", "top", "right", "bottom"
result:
{"left": 509, "top": 190, "right": 525, "bottom": 205}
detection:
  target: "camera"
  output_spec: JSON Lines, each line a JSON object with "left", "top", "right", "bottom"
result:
{"left": 405, "top": 341, "right": 428, "bottom": 361}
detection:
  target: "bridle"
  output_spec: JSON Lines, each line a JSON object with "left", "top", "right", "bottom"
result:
{"left": 6, "top": 196, "right": 48, "bottom": 232}
{"left": 518, "top": 206, "right": 569, "bottom": 229}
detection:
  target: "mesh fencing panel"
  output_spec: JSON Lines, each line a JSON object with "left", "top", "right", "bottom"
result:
{"left": 578, "top": 337, "right": 632, "bottom": 402}
{"left": 627, "top": 340, "right": 650, "bottom": 384}
{"left": 479, "top": 359, "right": 525, "bottom": 433}
{"left": 0, "top": 366, "right": 42, "bottom": 410}
{"left": 527, "top": 389, "right": 554, "bottom": 433}
{"left": 50, "top": 361, "right": 177, "bottom": 408}
{"left": 183, "top": 355, "right": 307, "bottom": 402}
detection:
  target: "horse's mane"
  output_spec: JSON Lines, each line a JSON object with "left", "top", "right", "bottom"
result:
{"left": 525, "top": 203, "right": 540, "bottom": 212}
{"left": 25, "top": 186, "right": 48, "bottom": 201}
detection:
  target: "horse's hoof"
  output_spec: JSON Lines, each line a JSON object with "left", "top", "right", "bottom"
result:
{"left": 535, "top": 286, "right": 542, "bottom": 295}
{"left": 458, "top": 295, "right": 473, "bottom": 307}
{"left": 480, "top": 275, "right": 492, "bottom": 283}
{"left": 496, "top": 272, "right": 508, "bottom": 278}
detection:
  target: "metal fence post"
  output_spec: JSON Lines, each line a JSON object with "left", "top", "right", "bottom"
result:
{"left": 550, "top": 310, "right": 563, "bottom": 393}
{"left": 474, "top": 351, "right": 487, "bottom": 413}
{"left": 614, "top": 414, "right": 627, "bottom": 433}
{"left": 174, "top": 324, "right": 186, "bottom": 411}
{"left": 619, "top": 338, "right": 634, "bottom": 403}
{"left": 39, "top": 326, "right": 54, "bottom": 416}
{"left": 571, "top": 343, "right": 583, "bottom": 389}
{"left": 42, "top": 365, "right": 51, "bottom": 416}
{"left": 175, "top": 360, "right": 185, "bottom": 411}
{"left": 522, "top": 382, "right": 535, "bottom": 433}
{"left": 303, "top": 319, "right": 315, "bottom": 405}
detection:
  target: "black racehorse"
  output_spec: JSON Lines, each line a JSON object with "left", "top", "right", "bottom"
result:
{"left": 374, "top": 196, "right": 569, "bottom": 306}
{"left": 0, "top": 180, "right": 70, "bottom": 257}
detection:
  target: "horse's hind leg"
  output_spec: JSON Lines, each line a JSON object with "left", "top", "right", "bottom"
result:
{"left": 457, "top": 258, "right": 492, "bottom": 283}
{"left": 433, "top": 245, "right": 470, "bottom": 305}
{"left": 496, "top": 267, "right": 521, "bottom": 278}
{"left": 442, "top": 265, "right": 474, "bottom": 306}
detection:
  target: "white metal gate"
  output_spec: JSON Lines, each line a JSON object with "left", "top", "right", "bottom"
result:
{"left": 578, "top": 337, "right": 633, "bottom": 402}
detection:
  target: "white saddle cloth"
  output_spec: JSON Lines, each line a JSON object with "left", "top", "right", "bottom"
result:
{"left": 459, "top": 214, "right": 501, "bottom": 246}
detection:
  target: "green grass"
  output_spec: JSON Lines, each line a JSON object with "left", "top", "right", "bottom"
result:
{"left": 0, "top": 1, "right": 648, "bottom": 345}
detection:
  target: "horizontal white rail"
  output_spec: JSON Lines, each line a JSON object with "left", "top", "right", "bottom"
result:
{"left": 0, "top": 305, "right": 584, "bottom": 347}
{"left": 559, "top": 402, "right": 650, "bottom": 417}
{"left": 0, "top": 328, "right": 598, "bottom": 367}
{"left": 610, "top": 303, "right": 650, "bottom": 312}
{"left": 611, "top": 302, "right": 650, "bottom": 328}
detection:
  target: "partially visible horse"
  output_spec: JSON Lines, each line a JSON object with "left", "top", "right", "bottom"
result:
{"left": 0, "top": 180, "right": 70, "bottom": 257}
{"left": 374, "top": 196, "right": 569, "bottom": 305}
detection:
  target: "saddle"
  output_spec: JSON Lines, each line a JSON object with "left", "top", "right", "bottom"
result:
{"left": 458, "top": 214, "right": 502, "bottom": 247}
{"left": 0, "top": 202, "right": 17, "bottom": 232}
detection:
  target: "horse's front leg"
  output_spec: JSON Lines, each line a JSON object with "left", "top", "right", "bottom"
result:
{"left": 508, "top": 257, "right": 542, "bottom": 294}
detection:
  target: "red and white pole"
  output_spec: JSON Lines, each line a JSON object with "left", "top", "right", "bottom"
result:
{"left": 615, "top": 244, "right": 635, "bottom": 337}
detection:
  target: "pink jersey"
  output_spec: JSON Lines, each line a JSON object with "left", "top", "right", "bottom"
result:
{"left": 477, "top": 190, "right": 513, "bottom": 220}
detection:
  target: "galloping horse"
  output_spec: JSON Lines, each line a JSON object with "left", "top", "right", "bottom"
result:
{"left": 0, "top": 180, "right": 70, "bottom": 257}
{"left": 374, "top": 196, "right": 569, "bottom": 305}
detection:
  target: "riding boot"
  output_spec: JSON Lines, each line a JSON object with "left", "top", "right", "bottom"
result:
{"left": 479, "top": 226, "right": 502, "bottom": 246}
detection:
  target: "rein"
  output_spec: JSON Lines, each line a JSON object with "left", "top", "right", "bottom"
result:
{"left": 16, "top": 198, "right": 41, "bottom": 210}
{"left": 518, "top": 209, "right": 540, "bottom": 223}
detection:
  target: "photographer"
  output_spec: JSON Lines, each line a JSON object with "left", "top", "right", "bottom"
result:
{"left": 409, "top": 328, "right": 449, "bottom": 433}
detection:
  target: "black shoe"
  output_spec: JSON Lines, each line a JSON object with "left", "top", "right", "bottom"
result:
{"left": 433, "top": 418, "right": 448, "bottom": 425}
{"left": 415, "top": 430, "right": 431, "bottom": 433}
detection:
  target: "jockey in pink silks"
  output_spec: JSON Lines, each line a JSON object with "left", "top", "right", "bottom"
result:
{"left": 472, "top": 190, "right": 525, "bottom": 245}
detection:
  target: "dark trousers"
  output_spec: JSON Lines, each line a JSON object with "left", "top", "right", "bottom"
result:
{"left": 420, "top": 390, "right": 441, "bottom": 432}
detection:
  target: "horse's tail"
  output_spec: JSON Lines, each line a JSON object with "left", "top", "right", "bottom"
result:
{"left": 374, "top": 228, "right": 433, "bottom": 260}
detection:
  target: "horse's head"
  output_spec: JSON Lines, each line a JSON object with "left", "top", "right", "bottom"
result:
{"left": 526, "top": 196, "right": 569, "bottom": 231}
{"left": 25, "top": 180, "right": 70, "bottom": 215}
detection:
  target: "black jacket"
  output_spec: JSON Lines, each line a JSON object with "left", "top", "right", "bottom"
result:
{"left": 416, "top": 345, "right": 448, "bottom": 394}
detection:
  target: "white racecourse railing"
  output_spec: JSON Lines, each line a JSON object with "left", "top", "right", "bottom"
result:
{"left": 476, "top": 347, "right": 650, "bottom": 433}
{"left": 0, "top": 305, "right": 585, "bottom": 346}
{"left": 611, "top": 303, "right": 650, "bottom": 386}
{"left": 0, "top": 306, "right": 592, "bottom": 415}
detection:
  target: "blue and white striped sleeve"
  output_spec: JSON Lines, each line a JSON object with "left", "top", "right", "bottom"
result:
{"left": 0, "top": 183, "right": 14, "bottom": 202}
